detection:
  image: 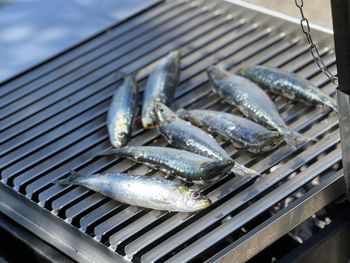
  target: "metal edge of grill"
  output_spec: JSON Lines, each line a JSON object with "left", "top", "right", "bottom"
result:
{"left": 0, "top": 0, "right": 344, "bottom": 262}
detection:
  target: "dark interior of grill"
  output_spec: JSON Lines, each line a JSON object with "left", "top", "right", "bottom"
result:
{"left": 0, "top": 0, "right": 346, "bottom": 262}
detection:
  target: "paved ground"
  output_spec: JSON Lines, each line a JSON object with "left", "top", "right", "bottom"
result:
{"left": 0, "top": 0, "right": 156, "bottom": 82}
{"left": 246, "top": 0, "right": 332, "bottom": 29}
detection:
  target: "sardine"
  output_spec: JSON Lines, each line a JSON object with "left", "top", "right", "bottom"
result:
{"left": 207, "top": 66, "right": 309, "bottom": 150}
{"left": 54, "top": 170, "right": 211, "bottom": 212}
{"left": 237, "top": 65, "right": 337, "bottom": 111}
{"left": 178, "top": 109, "right": 284, "bottom": 153}
{"left": 97, "top": 146, "right": 233, "bottom": 182}
{"left": 142, "top": 50, "right": 180, "bottom": 129}
{"left": 107, "top": 74, "right": 138, "bottom": 148}
{"left": 154, "top": 102, "right": 260, "bottom": 178}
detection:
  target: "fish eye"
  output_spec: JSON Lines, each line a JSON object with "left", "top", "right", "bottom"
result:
{"left": 118, "top": 131, "right": 126, "bottom": 138}
{"left": 190, "top": 191, "right": 201, "bottom": 199}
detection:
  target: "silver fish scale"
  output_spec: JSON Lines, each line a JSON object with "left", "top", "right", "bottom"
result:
{"left": 0, "top": 1, "right": 341, "bottom": 263}
{"left": 104, "top": 146, "right": 225, "bottom": 181}
{"left": 179, "top": 110, "right": 283, "bottom": 152}
{"left": 238, "top": 65, "right": 337, "bottom": 111}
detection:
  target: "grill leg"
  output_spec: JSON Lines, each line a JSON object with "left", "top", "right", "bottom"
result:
{"left": 331, "top": 0, "right": 350, "bottom": 200}
{"left": 336, "top": 91, "right": 350, "bottom": 200}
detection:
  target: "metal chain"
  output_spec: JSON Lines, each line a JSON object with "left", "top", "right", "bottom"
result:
{"left": 295, "top": 0, "right": 338, "bottom": 86}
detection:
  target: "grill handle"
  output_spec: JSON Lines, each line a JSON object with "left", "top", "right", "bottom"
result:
{"left": 331, "top": 0, "right": 350, "bottom": 200}
{"left": 331, "top": 0, "right": 350, "bottom": 95}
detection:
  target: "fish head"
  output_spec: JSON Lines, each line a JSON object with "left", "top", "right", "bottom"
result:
{"left": 176, "top": 186, "right": 212, "bottom": 211}
{"left": 110, "top": 132, "right": 128, "bottom": 148}
{"left": 110, "top": 116, "right": 130, "bottom": 148}
{"left": 153, "top": 101, "right": 177, "bottom": 124}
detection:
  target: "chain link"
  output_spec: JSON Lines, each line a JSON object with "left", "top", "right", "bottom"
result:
{"left": 295, "top": 0, "right": 338, "bottom": 86}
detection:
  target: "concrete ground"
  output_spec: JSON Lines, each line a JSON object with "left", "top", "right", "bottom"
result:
{"left": 245, "top": 0, "right": 332, "bottom": 29}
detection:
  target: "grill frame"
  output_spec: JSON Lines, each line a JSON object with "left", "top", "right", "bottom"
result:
{"left": 0, "top": 1, "right": 344, "bottom": 262}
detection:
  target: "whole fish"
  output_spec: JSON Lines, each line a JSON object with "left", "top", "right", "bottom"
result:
{"left": 107, "top": 74, "right": 138, "bottom": 148}
{"left": 97, "top": 146, "right": 233, "bottom": 182}
{"left": 54, "top": 170, "right": 211, "bottom": 212}
{"left": 142, "top": 50, "right": 180, "bottom": 129}
{"left": 178, "top": 109, "right": 284, "bottom": 153}
{"left": 207, "top": 66, "right": 309, "bottom": 150}
{"left": 237, "top": 65, "right": 337, "bottom": 111}
{"left": 154, "top": 102, "right": 260, "bottom": 178}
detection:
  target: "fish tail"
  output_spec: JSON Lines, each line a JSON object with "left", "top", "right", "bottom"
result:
{"left": 324, "top": 97, "right": 338, "bottom": 112}
{"left": 283, "top": 131, "right": 316, "bottom": 151}
{"left": 115, "top": 71, "right": 137, "bottom": 80}
{"left": 236, "top": 67, "right": 249, "bottom": 77}
{"left": 176, "top": 108, "right": 188, "bottom": 119}
{"left": 53, "top": 170, "right": 87, "bottom": 185}
{"left": 96, "top": 148, "right": 128, "bottom": 157}
{"left": 231, "top": 162, "right": 260, "bottom": 178}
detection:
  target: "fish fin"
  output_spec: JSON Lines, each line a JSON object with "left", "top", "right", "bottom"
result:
{"left": 53, "top": 170, "right": 86, "bottom": 185}
{"left": 214, "top": 62, "right": 227, "bottom": 70}
{"left": 176, "top": 108, "right": 187, "bottom": 119}
{"left": 178, "top": 45, "right": 194, "bottom": 56}
{"left": 170, "top": 101, "right": 181, "bottom": 112}
{"left": 236, "top": 67, "right": 248, "bottom": 77}
{"left": 295, "top": 132, "right": 318, "bottom": 142}
{"left": 231, "top": 162, "right": 260, "bottom": 178}
{"left": 284, "top": 131, "right": 315, "bottom": 151}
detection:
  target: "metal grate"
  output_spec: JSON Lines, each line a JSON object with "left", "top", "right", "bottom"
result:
{"left": 0, "top": 0, "right": 344, "bottom": 262}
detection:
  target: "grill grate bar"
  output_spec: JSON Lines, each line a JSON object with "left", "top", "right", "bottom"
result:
{"left": 79, "top": 200, "right": 122, "bottom": 233}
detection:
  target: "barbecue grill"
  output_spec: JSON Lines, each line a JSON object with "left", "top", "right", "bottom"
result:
{"left": 0, "top": 0, "right": 348, "bottom": 262}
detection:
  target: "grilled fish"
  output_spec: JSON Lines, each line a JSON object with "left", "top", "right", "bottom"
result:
{"left": 237, "top": 65, "right": 337, "bottom": 111}
{"left": 207, "top": 66, "right": 309, "bottom": 150}
{"left": 178, "top": 109, "right": 284, "bottom": 153}
{"left": 54, "top": 170, "right": 211, "bottom": 212}
{"left": 97, "top": 146, "right": 233, "bottom": 182}
{"left": 107, "top": 74, "right": 138, "bottom": 148}
{"left": 142, "top": 50, "right": 180, "bottom": 129}
{"left": 154, "top": 102, "right": 260, "bottom": 178}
